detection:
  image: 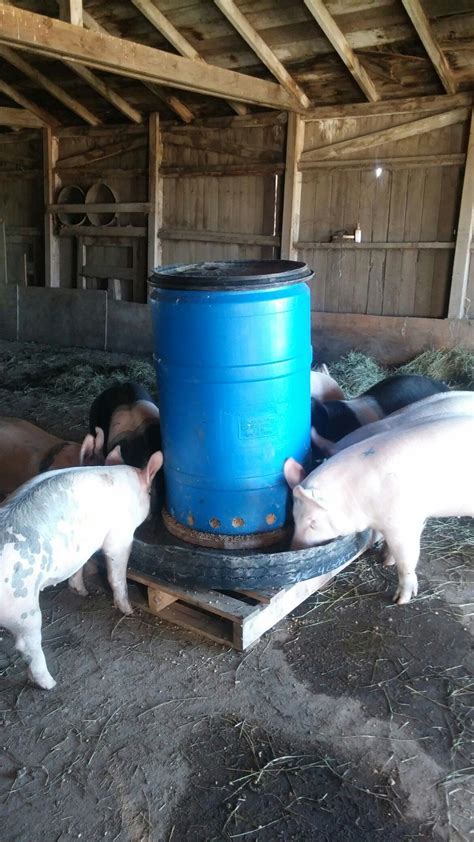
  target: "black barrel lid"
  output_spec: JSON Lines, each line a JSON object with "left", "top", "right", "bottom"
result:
{"left": 149, "top": 259, "right": 314, "bottom": 291}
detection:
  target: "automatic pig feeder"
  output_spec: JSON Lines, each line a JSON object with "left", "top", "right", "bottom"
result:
{"left": 131, "top": 261, "right": 371, "bottom": 595}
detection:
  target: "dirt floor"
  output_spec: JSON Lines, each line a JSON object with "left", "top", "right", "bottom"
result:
{"left": 0, "top": 340, "right": 472, "bottom": 842}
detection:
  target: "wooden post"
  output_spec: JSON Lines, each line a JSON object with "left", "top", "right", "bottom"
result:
{"left": 147, "top": 112, "right": 162, "bottom": 280}
{"left": 281, "top": 113, "right": 304, "bottom": 260}
{"left": 43, "top": 127, "right": 60, "bottom": 287}
{"left": 448, "top": 108, "right": 474, "bottom": 318}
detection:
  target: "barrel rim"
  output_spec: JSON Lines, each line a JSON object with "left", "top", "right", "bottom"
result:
{"left": 148, "top": 259, "right": 314, "bottom": 291}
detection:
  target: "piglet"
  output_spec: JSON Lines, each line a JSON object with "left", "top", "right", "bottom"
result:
{"left": 311, "top": 374, "right": 449, "bottom": 456}
{"left": 0, "top": 452, "right": 163, "bottom": 689}
{"left": 285, "top": 413, "right": 474, "bottom": 605}
{"left": 0, "top": 416, "right": 103, "bottom": 497}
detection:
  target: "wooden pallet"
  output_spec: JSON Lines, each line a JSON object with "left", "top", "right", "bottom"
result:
{"left": 127, "top": 552, "right": 362, "bottom": 650}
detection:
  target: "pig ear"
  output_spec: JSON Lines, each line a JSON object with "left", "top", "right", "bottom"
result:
{"left": 105, "top": 445, "right": 123, "bottom": 466}
{"left": 294, "top": 485, "right": 328, "bottom": 509}
{"left": 79, "top": 433, "right": 97, "bottom": 465}
{"left": 144, "top": 451, "right": 163, "bottom": 486}
{"left": 284, "top": 457, "right": 307, "bottom": 489}
{"left": 94, "top": 427, "right": 105, "bottom": 454}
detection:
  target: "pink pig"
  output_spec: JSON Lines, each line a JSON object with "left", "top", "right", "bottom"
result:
{"left": 284, "top": 413, "right": 474, "bottom": 605}
{"left": 0, "top": 454, "right": 163, "bottom": 689}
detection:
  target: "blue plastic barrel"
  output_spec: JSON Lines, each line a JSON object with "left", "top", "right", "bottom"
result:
{"left": 148, "top": 260, "right": 312, "bottom": 546}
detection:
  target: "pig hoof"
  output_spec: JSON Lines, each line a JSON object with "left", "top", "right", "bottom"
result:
{"left": 394, "top": 576, "right": 418, "bottom": 605}
{"left": 69, "top": 582, "right": 89, "bottom": 597}
{"left": 116, "top": 600, "right": 133, "bottom": 616}
{"left": 383, "top": 555, "right": 396, "bottom": 568}
{"left": 30, "top": 670, "right": 56, "bottom": 690}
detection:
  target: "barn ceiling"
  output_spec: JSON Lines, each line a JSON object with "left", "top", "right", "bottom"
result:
{"left": 0, "top": 0, "right": 473, "bottom": 128}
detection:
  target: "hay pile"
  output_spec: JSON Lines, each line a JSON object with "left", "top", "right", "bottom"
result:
{"left": 329, "top": 347, "right": 474, "bottom": 397}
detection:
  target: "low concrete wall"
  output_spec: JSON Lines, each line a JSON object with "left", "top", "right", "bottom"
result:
{"left": 1, "top": 286, "right": 473, "bottom": 362}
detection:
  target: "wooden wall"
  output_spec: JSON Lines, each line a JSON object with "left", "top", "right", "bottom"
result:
{"left": 1, "top": 96, "right": 473, "bottom": 326}
{"left": 0, "top": 131, "right": 43, "bottom": 286}
{"left": 160, "top": 114, "right": 286, "bottom": 263}
{"left": 294, "top": 105, "right": 469, "bottom": 319}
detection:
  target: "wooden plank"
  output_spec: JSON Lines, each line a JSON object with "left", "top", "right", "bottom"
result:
{"left": 57, "top": 137, "right": 147, "bottom": 169}
{"left": 148, "top": 589, "right": 177, "bottom": 614}
{"left": 127, "top": 569, "right": 259, "bottom": 622}
{"left": 299, "top": 154, "right": 466, "bottom": 171}
{"left": 163, "top": 130, "right": 281, "bottom": 163}
{"left": 239, "top": 558, "right": 358, "bottom": 650}
{"left": 0, "top": 218, "right": 7, "bottom": 285}
{"left": 311, "top": 312, "right": 474, "bottom": 365}
{"left": 43, "top": 127, "right": 60, "bottom": 288}
{"left": 58, "top": 0, "right": 83, "bottom": 27}
{"left": 63, "top": 62, "right": 143, "bottom": 124}
{"left": 415, "top": 166, "right": 444, "bottom": 317}
{"left": 0, "top": 107, "right": 43, "bottom": 128}
{"left": 302, "top": 93, "right": 473, "bottom": 122}
{"left": 159, "top": 229, "right": 280, "bottom": 246}
{"left": 0, "top": 46, "right": 101, "bottom": 127}
{"left": 448, "top": 109, "right": 474, "bottom": 318}
{"left": 143, "top": 82, "right": 195, "bottom": 124}
{"left": 295, "top": 241, "right": 455, "bottom": 250}
{"left": 147, "top": 112, "right": 162, "bottom": 276}
{"left": 401, "top": 0, "right": 457, "bottom": 95}
{"left": 0, "top": 5, "right": 297, "bottom": 112}
{"left": 0, "top": 78, "right": 59, "bottom": 128}
{"left": 48, "top": 203, "right": 150, "bottom": 213}
{"left": 301, "top": 108, "right": 470, "bottom": 162}
{"left": 162, "top": 163, "right": 285, "bottom": 177}
{"left": 281, "top": 113, "right": 305, "bottom": 259}
{"left": 213, "top": 0, "right": 310, "bottom": 110}
{"left": 303, "top": 0, "right": 379, "bottom": 103}
{"left": 398, "top": 168, "right": 425, "bottom": 316}
{"left": 59, "top": 225, "right": 146, "bottom": 237}
{"left": 131, "top": 0, "right": 247, "bottom": 117}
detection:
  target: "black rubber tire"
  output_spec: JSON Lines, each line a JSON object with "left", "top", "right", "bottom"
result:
{"left": 130, "top": 529, "right": 372, "bottom": 590}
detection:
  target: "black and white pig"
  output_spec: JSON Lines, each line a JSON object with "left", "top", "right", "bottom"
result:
{"left": 82, "top": 382, "right": 164, "bottom": 511}
{"left": 311, "top": 373, "right": 449, "bottom": 456}
{"left": 0, "top": 453, "right": 163, "bottom": 689}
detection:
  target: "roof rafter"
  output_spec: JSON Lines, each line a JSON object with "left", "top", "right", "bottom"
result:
{"left": 0, "top": 45, "right": 102, "bottom": 126}
{"left": 0, "top": 5, "right": 296, "bottom": 110}
{"left": 57, "top": 1, "right": 143, "bottom": 124}
{"left": 213, "top": 0, "right": 310, "bottom": 110}
{"left": 130, "top": 0, "right": 247, "bottom": 116}
{"left": 0, "top": 105, "right": 44, "bottom": 128}
{"left": 78, "top": 3, "right": 195, "bottom": 124}
{"left": 401, "top": 0, "right": 457, "bottom": 95}
{"left": 0, "top": 77, "right": 60, "bottom": 127}
{"left": 303, "top": 0, "right": 379, "bottom": 102}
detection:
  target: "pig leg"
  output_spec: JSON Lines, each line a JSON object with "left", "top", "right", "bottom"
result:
{"left": 102, "top": 536, "right": 133, "bottom": 615}
{"left": 14, "top": 609, "right": 56, "bottom": 690}
{"left": 68, "top": 566, "right": 88, "bottom": 596}
{"left": 383, "top": 524, "right": 422, "bottom": 605}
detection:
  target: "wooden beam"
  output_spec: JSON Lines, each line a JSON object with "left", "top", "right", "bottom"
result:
{"left": 159, "top": 229, "right": 281, "bottom": 247}
{"left": 58, "top": 0, "right": 83, "bottom": 27}
{"left": 213, "top": 0, "right": 310, "bottom": 110}
{"left": 302, "top": 93, "right": 473, "bottom": 122}
{"left": 48, "top": 203, "right": 150, "bottom": 213}
{"left": 448, "top": 109, "right": 474, "bottom": 318}
{"left": 43, "top": 127, "right": 60, "bottom": 287}
{"left": 281, "top": 113, "right": 305, "bottom": 260}
{"left": 0, "top": 5, "right": 296, "bottom": 111}
{"left": 76, "top": 4, "right": 196, "bottom": 124}
{"left": 143, "top": 83, "right": 195, "bottom": 124}
{"left": 0, "top": 78, "right": 59, "bottom": 127}
{"left": 57, "top": 136, "right": 147, "bottom": 168}
{"left": 148, "top": 113, "right": 162, "bottom": 276}
{"left": 63, "top": 63, "right": 143, "bottom": 124}
{"left": 0, "top": 46, "right": 101, "bottom": 126}
{"left": 295, "top": 241, "right": 455, "bottom": 250}
{"left": 401, "top": 0, "right": 457, "bottom": 96}
{"left": 298, "top": 154, "right": 465, "bottom": 171}
{"left": 131, "top": 0, "right": 247, "bottom": 116}
{"left": 0, "top": 106, "right": 43, "bottom": 127}
{"left": 301, "top": 107, "right": 469, "bottom": 161}
{"left": 303, "top": 0, "right": 379, "bottom": 103}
